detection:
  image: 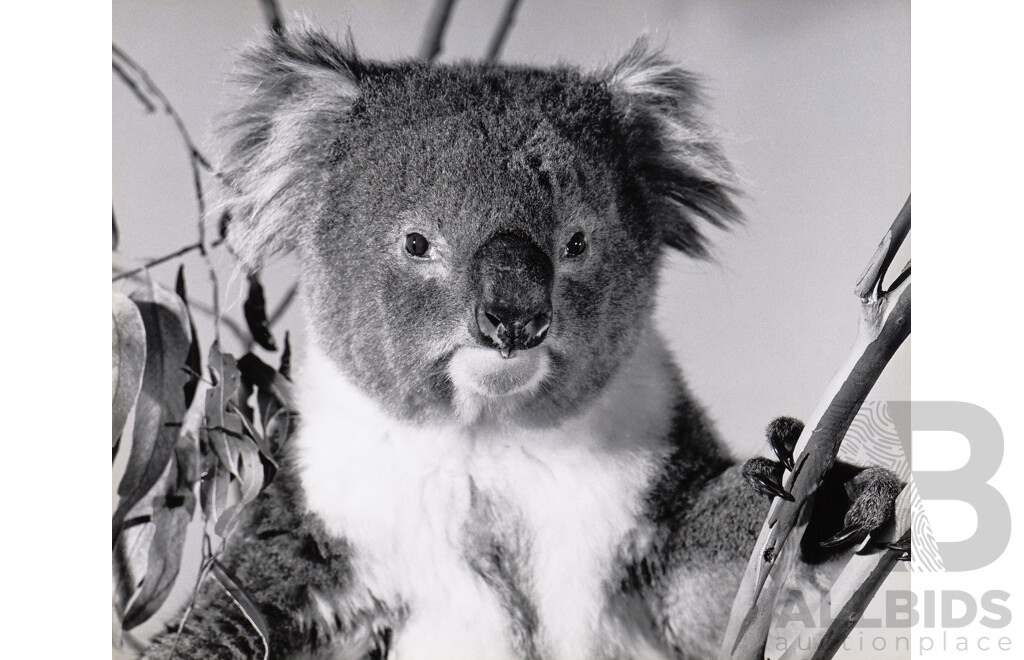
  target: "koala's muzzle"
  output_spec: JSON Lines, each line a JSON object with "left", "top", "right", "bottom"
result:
{"left": 471, "top": 232, "right": 553, "bottom": 358}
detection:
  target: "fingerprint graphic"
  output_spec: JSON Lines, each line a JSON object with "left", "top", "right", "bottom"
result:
{"left": 910, "top": 482, "right": 944, "bottom": 571}
{"left": 839, "top": 401, "right": 944, "bottom": 572}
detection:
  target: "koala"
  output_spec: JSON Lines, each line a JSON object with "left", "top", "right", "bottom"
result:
{"left": 142, "top": 28, "right": 902, "bottom": 660}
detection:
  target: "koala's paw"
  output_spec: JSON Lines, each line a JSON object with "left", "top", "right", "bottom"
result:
{"left": 819, "top": 466, "right": 903, "bottom": 548}
{"left": 742, "top": 416, "right": 804, "bottom": 501}
{"left": 744, "top": 417, "right": 906, "bottom": 557}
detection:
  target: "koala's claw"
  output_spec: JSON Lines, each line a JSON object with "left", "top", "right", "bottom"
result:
{"left": 819, "top": 524, "right": 866, "bottom": 548}
{"left": 766, "top": 416, "right": 803, "bottom": 471}
{"left": 887, "top": 533, "right": 911, "bottom": 561}
{"left": 742, "top": 416, "right": 805, "bottom": 501}
{"left": 743, "top": 457, "right": 795, "bottom": 502}
{"left": 819, "top": 466, "right": 903, "bottom": 549}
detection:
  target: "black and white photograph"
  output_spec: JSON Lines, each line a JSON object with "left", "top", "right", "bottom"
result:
{"left": 110, "top": 2, "right": 920, "bottom": 658}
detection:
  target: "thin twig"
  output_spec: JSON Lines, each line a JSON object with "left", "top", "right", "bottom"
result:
{"left": 113, "top": 43, "right": 224, "bottom": 345}
{"left": 485, "top": 0, "right": 522, "bottom": 62}
{"left": 268, "top": 282, "right": 299, "bottom": 326}
{"left": 419, "top": 0, "right": 459, "bottom": 61}
{"left": 112, "top": 60, "right": 156, "bottom": 113}
{"left": 113, "top": 43, "right": 212, "bottom": 170}
{"left": 185, "top": 297, "right": 248, "bottom": 347}
{"left": 258, "top": 0, "right": 284, "bottom": 36}
{"left": 192, "top": 154, "right": 222, "bottom": 346}
{"left": 112, "top": 239, "right": 222, "bottom": 282}
{"left": 169, "top": 544, "right": 219, "bottom": 660}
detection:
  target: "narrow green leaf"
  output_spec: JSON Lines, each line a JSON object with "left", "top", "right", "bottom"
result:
{"left": 200, "top": 451, "right": 231, "bottom": 527}
{"left": 121, "top": 488, "right": 193, "bottom": 630}
{"left": 206, "top": 344, "right": 243, "bottom": 479}
{"left": 114, "top": 281, "right": 191, "bottom": 541}
{"left": 211, "top": 560, "right": 272, "bottom": 658}
{"left": 244, "top": 274, "right": 276, "bottom": 351}
{"left": 175, "top": 266, "right": 202, "bottom": 407}
{"left": 230, "top": 404, "right": 278, "bottom": 490}
{"left": 262, "top": 406, "right": 295, "bottom": 454}
{"left": 113, "top": 517, "right": 155, "bottom": 621}
{"left": 112, "top": 292, "right": 147, "bottom": 447}
{"left": 214, "top": 440, "right": 262, "bottom": 537}
{"left": 116, "top": 385, "right": 202, "bottom": 630}
{"left": 279, "top": 331, "right": 292, "bottom": 381}
{"left": 237, "top": 352, "right": 296, "bottom": 413}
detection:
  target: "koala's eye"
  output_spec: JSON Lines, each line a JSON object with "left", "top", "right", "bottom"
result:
{"left": 405, "top": 232, "right": 430, "bottom": 257}
{"left": 565, "top": 232, "right": 587, "bottom": 258}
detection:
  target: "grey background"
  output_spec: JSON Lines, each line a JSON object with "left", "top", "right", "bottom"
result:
{"left": 113, "top": 0, "right": 910, "bottom": 650}
{"left": 113, "top": 0, "right": 910, "bottom": 459}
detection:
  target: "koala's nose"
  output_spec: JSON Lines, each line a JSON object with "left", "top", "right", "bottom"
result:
{"left": 471, "top": 232, "right": 554, "bottom": 358}
{"left": 476, "top": 305, "right": 552, "bottom": 358}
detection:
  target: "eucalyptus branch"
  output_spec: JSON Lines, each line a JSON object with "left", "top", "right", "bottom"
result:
{"left": 485, "top": 0, "right": 522, "bottom": 62}
{"left": 419, "top": 0, "right": 459, "bottom": 61}
{"left": 718, "top": 197, "right": 911, "bottom": 660}
{"left": 855, "top": 196, "right": 911, "bottom": 300}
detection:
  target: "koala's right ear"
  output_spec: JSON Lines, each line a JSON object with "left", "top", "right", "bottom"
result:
{"left": 214, "top": 28, "right": 362, "bottom": 270}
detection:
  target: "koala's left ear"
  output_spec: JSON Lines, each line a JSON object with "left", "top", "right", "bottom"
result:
{"left": 214, "top": 27, "right": 363, "bottom": 270}
{"left": 604, "top": 39, "right": 742, "bottom": 256}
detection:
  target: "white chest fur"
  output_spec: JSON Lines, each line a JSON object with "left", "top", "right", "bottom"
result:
{"left": 293, "top": 332, "right": 678, "bottom": 659}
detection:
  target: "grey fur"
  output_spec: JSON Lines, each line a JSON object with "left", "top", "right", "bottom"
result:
{"left": 143, "top": 27, "right": 902, "bottom": 660}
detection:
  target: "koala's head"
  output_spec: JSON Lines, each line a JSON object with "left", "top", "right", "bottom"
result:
{"left": 217, "top": 28, "right": 739, "bottom": 426}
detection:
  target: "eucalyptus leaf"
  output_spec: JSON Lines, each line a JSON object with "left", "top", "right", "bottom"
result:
{"left": 200, "top": 453, "right": 231, "bottom": 527}
{"left": 211, "top": 561, "right": 272, "bottom": 654}
{"left": 231, "top": 405, "right": 278, "bottom": 490}
{"left": 244, "top": 274, "right": 276, "bottom": 351}
{"left": 116, "top": 382, "right": 201, "bottom": 630}
{"left": 279, "top": 331, "right": 292, "bottom": 381}
{"left": 120, "top": 490, "right": 193, "bottom": 630}
{"left": 113, "top": 516, "right": 155, "bottom": 622}
{"left": 206, "top": 344, "right": 244, "bottom": 479}
{"left": 175, "top": 266, "right": 202, "bottom": 407}
{"left": 237, "top": 352, "right": 297, "bottom": 413}
{"left": 214, "top": 438, "right": 262, "bottom": 537}
{"left": 112, "top": 292, "right": 147, "bottom": 447}
{"left": 114, "top": 281, "right": 191, "bottom": 541}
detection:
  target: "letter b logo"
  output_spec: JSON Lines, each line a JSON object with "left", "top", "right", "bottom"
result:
{"left": 901, "top": 402, "right": 1011, "bottom": 571}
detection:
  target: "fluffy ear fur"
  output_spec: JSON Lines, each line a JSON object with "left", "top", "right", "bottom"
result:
{"left": 215, "top": 27, "right": 362, "bottom": 270}
{"left": 605, "top": 39, "right": 741, "bottom": 256}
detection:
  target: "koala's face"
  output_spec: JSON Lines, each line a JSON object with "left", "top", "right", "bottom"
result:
{"left": 304, "top": 96, "right": 659, "bottom": 423}
{"left": 219, "top": 32, "right": 739, "bottom": 425}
